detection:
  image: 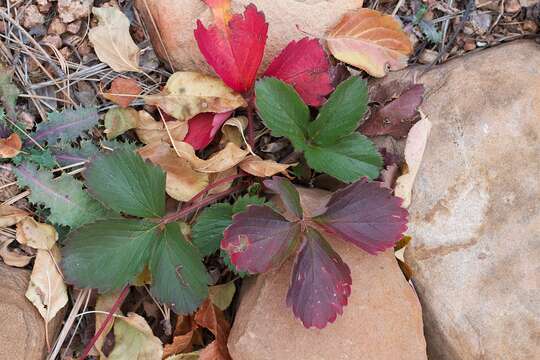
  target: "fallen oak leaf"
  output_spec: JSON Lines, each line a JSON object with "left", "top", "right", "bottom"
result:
{"left": 138, "top": 142, "right": 209, "bottom": 201}
{"left": 239, "top": 155, "right": 294, "bottom": 177}
{"left": 0, "top": 133, "right": 22, "bottom": 158}
{"left": 184, "top": 111, "right": 232, "bottom": 150}
{"left": 145, "top": 72, "right": 246, "bottom": 122}
{"left": 104, "top": 107, "right": 139, "bottom": 139}
{"left": 264, "top": 37, "right": 333, "bottom": 106}
{"left": 0, "top": 204, "right": 28, "bottom": 227}
{"left": 135, "top": 110, "right": 187, "bottom": 145}
{"left": 103, "top": 77, "right": 142, "bottom": 108}
{"left": 327, "top": 8, "right": 413, "bottom": 77}
{"left": 89, "top": 7, "right": 141, "bottom": 72}
{"left": 25, "top": 245, "right": 68, "bottom": 323}
{"left": 360, "top": 84, "right": 424, "bottom": 138}
{"left": 194, "top": 1, "right": 268, "bottom": 93}
{"left": 16, "top": 217, "right": 58, "bottom": 250}
{"left": 173, "top": 141, "right": 248, "bottom": 173}
{"left": 394, "top": 113, "right": 432, "bottom": 208}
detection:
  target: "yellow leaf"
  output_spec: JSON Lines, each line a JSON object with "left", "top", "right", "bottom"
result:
{"left": 0, "top": 133, "right": 22, "bottom": 158}
{"left": 93, "top": 289, "right": 124, "bottom": 358}
{"left": 327, "top": 8, "right": 412, "bottom": 77}
{"left": 173, "top": 141, "right": 248, "bottom": 173}
{"left": 89, "top": 7, "right": 141, "bottom": 72}
{"left": 239, "top": 155, "right": 294, "bottom": 178}
{"left": 16, "top": 217, "right": 58, "bottom": 250}
{"left": 135, "top": 110, "right": 187, "bottom": 145}
{"left": 208, "top": 281, "right": 236, "bottom": 311}
{"left": 104, "top": 107, "right": 139, "bottom": 139}
{"left": 395, "top": 113, "right": 431, "bottom": 207}
{"left": 0, "top": 204, "right": 28, "bottom": 227}
{"left": 139, "top": 142, "right": 209, "bottom": 201}
{"left": 145, "top": 72, "right": 247, "bottom": 121}
{"left": 25, "top": 245, "right": 68, "bottom": 323}
{"left": 108, "top": 312, "right": 163, "bottom": 360}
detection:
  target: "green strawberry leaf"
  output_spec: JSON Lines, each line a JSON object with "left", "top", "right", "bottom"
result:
{"left": 149, "top": 223, "right": 209, "bottom": 314}
{"left": 62, "top": 219, "right": 157, "bottom": 293}
{"left": 304, "top": 133, "right": 382, "bottom": 182}
{"left": 308, "top": 77, "right": 368, "bottom": 145}
{"left": 14, "top": 163, "right": 113, "bottom": 228}
{"left": 255, "top": 77, "right": 310, "bottom": 150}
{"left": 84, "top": 150, "right": 166, "bottom": 218}
{"left": 232, "top": 194, "right": 268, "bottom": 213}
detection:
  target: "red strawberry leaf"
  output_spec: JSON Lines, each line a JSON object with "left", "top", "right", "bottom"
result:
{"left": 264, "top": 38, "right": 333, "bottom": 106}
{"left": 360, "top": 84, "right": 424, "bottom": 138}
{"left": 195, "top": 1, "right": 268, "bottom": 93}
{"left": 184, "top": 111, "right": 232, "bottom": 150}
{"left": 221, "top": 205, "right": 301, "bottom": 274}
{"left": 264, "top": 176, "right": 303, "bottom": 220}
{"left": 314, "top": 178, "right": 408, "bottom": 254}
{"left": 286, "top": 228, "right": 352, "bottom": 329}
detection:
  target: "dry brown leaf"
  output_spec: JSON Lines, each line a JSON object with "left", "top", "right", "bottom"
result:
{"left": 135, "top": 110, "right": 188, "bottom": 145}
{"left": 103, "top": 77, "right": 142, "bottom": 108}
{"left": 194, "top": 300, "right": 231, "bottom": 360}
{"left": 145, "top": 72, "right": 247, "bottom": 121}
{"left": 104, "top": 107, "right": 139, "bottom": 139}
{"left": 327, "top": 8, "right": 412, "bottom": 77}
{"left": 163, "top": 316, "right": 201, "bottom": 358}
{"left": 173, "top": 141, "right": 248, "bottom": 173}
{"left": 16, "top": 217, "right": 58, "bottom": 250}
{"left": 108, "top": 312, "right": 163, "bottom": 360}
{"left": 25, "top": 245, "right": 68, "bottom": 323}
{"left": 207, "top": 167, "right": 237, "bottom": 195}
{"left": 93, "top": 289, "right": 124, "bottom": 358}
{"left": 220, "top": 116, "right": 247, "bottom": 147}
{"left": 0, "top": 236, "right": 33, "bottom": 267}
{"left": 0, "top": 204, "right": 28, "bottom": 227}
{"left": 0, "top": 133, "right": 22, "bottom": 158}
{"left": 239, "top": 155, "right": 294, "bottom": 178}
{"left": 395, "top": 113, "right": 432, "bottom": 207}
{"left": 139, "top": 142, "right": 209, "bottom": 201}
{"left": 88, "top": 7, "right": 141, "bottom": 72}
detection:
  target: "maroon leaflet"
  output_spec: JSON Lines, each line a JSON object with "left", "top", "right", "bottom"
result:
{"left": 263, "top": 177, "right": 303, "bottom": 219}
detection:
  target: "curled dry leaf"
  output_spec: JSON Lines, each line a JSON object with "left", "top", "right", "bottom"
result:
{"left": 395, "top": 113, "right": 432, "bottom": 208}
{"left": 163, "top": 316, "right": 201, "bottom": 358}
{"left": 108, "top": 312, "right": 163, "bottom": 360}
{"left": 173, "top": 141, "right": 248, "bottom": 173}
{"left": 220, "top": 116, "right": 248, "bottom": 147}
{"left": 239, "top": 155, "right": 293, "bottom": 177}
{"left": 16, "top": 217, "right": 58, "bottom": 250}
{"left": 207, "top": 167, "right": 237, "bottom": 195}
{"left": 327, "top": 8, "right": 413, "bottom": 77}
{"left": 145, "top": 72, "right": 247, "bottom": 121}
{"left": 0, "top": 133, "right": 22, "bottom": 158}
{"left": 104, "top": 107, "right": 139, "bottom": 139}
{"left": 88, "top": 7, "right": 141, "bottom": 72}
{"left": 0, "top": 236, "right": 33, "bottom": 267}
{"left": 139, "top": 142, "right": 209, "bottom": 201}
{"left": 194, "top": 300, "right": 231, "bottom": 360}
{"left": 25, "top": 245, "right": 68, "bottom": 323}
{"left": 0, "top": 204, "right": 28, "bottom": 227}
{"left": 135, "top": 110, "right": 187, "bottom": 144}
{"left": 103, "top": 77, "right": 142, "bottom": 108}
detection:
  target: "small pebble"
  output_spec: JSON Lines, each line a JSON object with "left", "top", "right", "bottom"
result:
{"left": 48, "top": 17, "right": 66, "bottom": 35}
{"left": 22, "top": 5, "right": 45, "bottom": 29}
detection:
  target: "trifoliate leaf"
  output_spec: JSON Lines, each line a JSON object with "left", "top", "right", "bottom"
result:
{"left": 255, "top": 77, "right": 310, "bottom": 150}
{"left": 31, "top": 107, "right": 99, "bottom": 145}
{"left": 304, "top": 133, "right": 382, "bottom": 182}
{"left": 14, "top": 163, "right": 113, "bottom": 228}
{"left": 84, "top": 150, "right": 166, "bottom": 218}
{"left": 308, "top": 77, "right": 368, "bottom": 145}
{"left": 149, "top": 223, "right": 209, "bottom": 314}
{"left": 62, "top": 219, "right": 157, "bottom": 293}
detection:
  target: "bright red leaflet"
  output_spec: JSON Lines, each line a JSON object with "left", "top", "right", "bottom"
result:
{"left": 264, "top": 38, "right": 334, "bottom": 106}
{"left": 184, "top": 111, "right": 232, "bottom": 150}
{"left": 194, "top": 1, "right": 268, "bottom": 93}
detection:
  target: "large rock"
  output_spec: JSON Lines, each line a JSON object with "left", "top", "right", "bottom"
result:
{"left": 0, "top": 262, "right": 56, "bottom": 360}
{"left": 135, "top": 0, "right": 361, "bottom": 72}
{"left": 404, "top": 41, "right": 540, "bottom": 359}
{"left": 228, "top": 188, "right": 427, "bottom": 360}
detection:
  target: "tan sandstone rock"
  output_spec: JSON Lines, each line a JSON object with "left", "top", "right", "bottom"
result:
{"left": 228, "top": 188, "right": 427, "bottom": 360}
{"left": 0, "top": 262, "right": 62, "bottom": 360}
{"left": 403, "top": 41, "right": 540, "bottom": 359}
{"left": 135, "top": 0, "right": 362, "bottom": 72}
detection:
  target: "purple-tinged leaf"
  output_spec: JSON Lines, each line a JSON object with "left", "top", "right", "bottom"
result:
{"left": 264, "top": 177, "right": 303, "bottom": 219}
{"left": 286, "top": 228, "right": 351, "bottom": 329}
{"left": 221, "top": 205, "right": 301, "bottom": 274}
{"left": 30, "top": 107, "right": 99, "bottom": 145}
{"left": 314, "top": 178, "right": 408, "bottom": 254}
{"left": 360, "top": 84, "right": 424, "bottom": 139}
